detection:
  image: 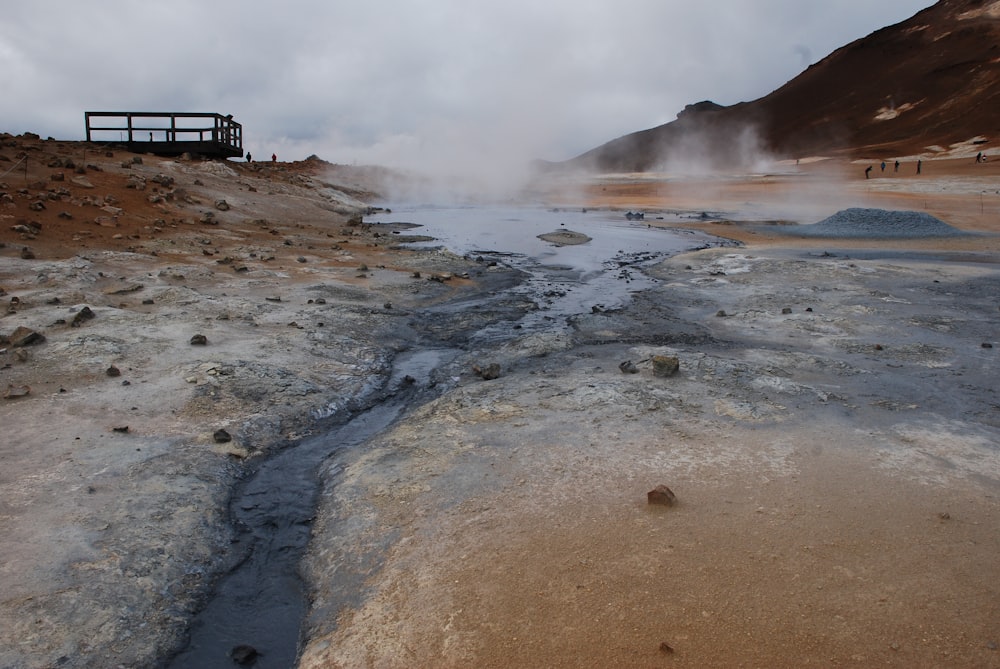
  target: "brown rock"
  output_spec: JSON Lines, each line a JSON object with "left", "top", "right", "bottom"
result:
{"left": 651, "top": 355, "right": 679, "bottom": 377}
{"left": 647, "top": 485, "right": 677, "bottom": 506}
{"left": 9, "top": 326, "right": 44, "bottom": 347}
{"left": 4, "top": 384, "right": 30, "bottom": 400}
{"left": 190, "top": 334, "right": 208, "bottom": 345}
{"left": 473, "top": 362, "right": 502, "bottom": 380}
{"left": 71, "top": 306, "right": 95, "bottom": 327}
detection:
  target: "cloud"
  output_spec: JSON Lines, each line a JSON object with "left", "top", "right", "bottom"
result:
{"left": 1, "top": 0, "right": 933, "bottom": 183}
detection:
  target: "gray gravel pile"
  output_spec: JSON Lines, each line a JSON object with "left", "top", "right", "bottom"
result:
{"left": 788, "top": 208, "right": 970, "bottom": 238}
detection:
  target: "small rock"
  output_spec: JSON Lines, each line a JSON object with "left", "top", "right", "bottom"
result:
{"left": 647, "top": 484, "right": 677, "bottom": 506}
{"left": 618, "top": 360, "right": 639, "bottom": 374}
{"left": 983, "top": 342, "right": 994, "bottom": 349}
{"left": 472, "top": 362, "right": 501, "bottom": 380}
{"left": 213, "top": 429, "right": 232, "bottom": 443}
{"left": 20, "top": 247, "right": 35, "bottom": 259}
{"left": 781, "top": 307, "right": 792, "bottom": 314}
{"left": 230, "top": 645, "right": 260, "bottom": 665}
{"left": 9, "top": 326, "right": 44, "bottom": 347}
{"left": 106, "top": 365, "right": 121, "bottom": 377}
{"left": 112, "top": 426, "right": 129, "bottom": 433}
{"left": 716, "top": 309, "right": 727, "bottom": 317}
{"left": 71, "top": 306, "right": 95, "bottom": 327}
{"left": 4, "top": 384, "right": 30, "bottom": 399}
{"left": 190, "top": 334, "right": 208, "bottom": 346}
{"left": 651, "top": 355, "right": 679, "bottom": 377}
{"left": 297, "top": 256, "right": 307, "bottom": 263}
{"left": 659, "top": 642, "right": 675, "bottom": 654}
{"left": 215, "top": 199, "right": 230, "bottom": 211}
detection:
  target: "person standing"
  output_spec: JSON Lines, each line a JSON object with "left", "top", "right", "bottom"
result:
{"left": 865, "top": 165, "right": 872, "bottom": 179}
{"left": 271, "top": 153, "right": 277, "bottom": 163}
{"left": 917, "top": 159, "right": 922, "bottom": 174}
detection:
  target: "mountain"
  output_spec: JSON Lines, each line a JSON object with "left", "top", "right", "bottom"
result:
{"left": 552, "top": 0, "right": 1000, "bottom": 172}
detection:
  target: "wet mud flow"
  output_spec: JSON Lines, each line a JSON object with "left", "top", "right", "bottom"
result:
{"left": 166, "top": 349, "right": 455, "bottom": 669}
{"left": 166, "top": 205, "right": 724, "bottom": 668}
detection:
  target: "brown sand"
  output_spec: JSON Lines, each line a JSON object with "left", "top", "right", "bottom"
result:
{"left": 299, "top": 155, "right": 1000, "bottom": 669}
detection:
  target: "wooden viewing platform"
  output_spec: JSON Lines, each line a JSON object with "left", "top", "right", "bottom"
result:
{"left": 84, "top": 111, "right": 244, "bottom": 158}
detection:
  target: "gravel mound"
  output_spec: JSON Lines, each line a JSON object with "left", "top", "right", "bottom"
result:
{"left": 788, "top": 208, "right": 969, "bottom": 238}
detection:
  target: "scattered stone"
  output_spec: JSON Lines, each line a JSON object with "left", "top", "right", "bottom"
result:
{"left": 190, "top": 334, "right": 208, "bottom": 346}
{"left": 20, "top": 247, "right": 35, "bottom": 259}
{"left": 58, "top": 211, "right": 73, "bottom": 219}
{"left": 215, "top": 199, "right": 230, "bottom": 211}
{"left": 71, "top": 306, "right": 95, "bottom": 327}
{"left": 651, "top": 355, "right": 679, "bottom": 377}
{"left": 383, "top": 302, "right": 392, "bottom": 309}
{"left": 112, "top": 426, "right": 129, "bottom": 433}
{"left": 105, "top": 284, "right": 144, "bottom": 296}
{"left": 938, "top": 512, "right": 951, "bottom": 520}
{"left": 472, "top": 362, "right": 502, "bottom": 380}
{"left": 619, "top": 360, "right": 639, "bottom": 374}
{"left": 71, "top": 176, "right": 95, "bottom": 189}
{"left": 297, "top": 256, "right": 307, "bottom": 263}
{"left": 230, "top": 644, "right": 260, "bottom": 665}
{"left": 716, "top": 309, "right": 727, "bottom": 317}
{"left": 28, "top": 200, "right": 45, "bottom": 211}
{"left": 4, "top": 384, "right": 30, "bottom": 399}
{"left": 9, "top": 326, "right": 44, "bottom": 347}
{"left": 647, "top": 484, "right": 677, "bottom": 506}
{"left": 106, "top": 365, "right": 121, "bottom": 377}
{"left": 983, "top": 342, "right": 994, "bottom": 349}
{"left": 213, "top": 429, "right": 232, "bottom": 443}
{"left": 659, "top": 642, "right": 675, "bottom": 654}
{"left": 781, "top": 307, "right": 793, "bottom": 314}
{"left": 199, "top": 212, "right": 217, "bottom": 225}
{"left": 873, "top": 344, "right": 884, "bottom": 351}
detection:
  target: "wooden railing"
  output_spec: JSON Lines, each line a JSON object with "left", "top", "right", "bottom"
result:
{"left": 84, "top": 112, "right": 243, "bottom": 157}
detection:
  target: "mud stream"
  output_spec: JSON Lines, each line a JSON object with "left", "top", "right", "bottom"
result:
{"left": 165, "top": 204, "right": 723, "bottom": 667}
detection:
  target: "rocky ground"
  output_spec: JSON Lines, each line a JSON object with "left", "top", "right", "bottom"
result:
{"left": 1, "top": 135, "right": 999, "bottom": 668}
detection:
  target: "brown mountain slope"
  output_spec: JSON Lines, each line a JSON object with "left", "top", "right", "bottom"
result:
{"left": 556, "top": 0, "right": 1000, "bottom": 172}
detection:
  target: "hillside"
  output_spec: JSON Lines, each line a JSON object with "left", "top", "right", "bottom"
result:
{"left": 555, "top": 0, "right": 1000, "bottom": 172}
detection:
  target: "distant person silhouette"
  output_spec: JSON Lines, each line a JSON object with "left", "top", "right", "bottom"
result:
{"left": 881, "top": 161, "right": 886, "bottom": 172}
{"left": 894, "top": 160, "right": 899, "bottom": 173}
{"left": 865, "top": 165, "right": 872, "bottom": 179}
{"left": 272, "top": 153, "right": 277, "bottom": 163}
{"left": 917, "top": 159, "right": 922, "bottom": 174}
{"left": 246, "top": 152, "right": 252, "bottom": 163}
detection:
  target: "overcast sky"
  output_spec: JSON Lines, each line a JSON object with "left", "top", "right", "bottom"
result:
{"left": 2, "top": 1, "right": 933, "bottom": 177}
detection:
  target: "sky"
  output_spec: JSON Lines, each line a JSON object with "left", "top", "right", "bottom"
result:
{"left": 1, "top": 1, "right": 934, "bottom": 180}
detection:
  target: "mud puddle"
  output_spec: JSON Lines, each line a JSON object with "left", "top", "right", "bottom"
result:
{"left": 165, "top": 349, "right": 457, "bottom": 669}
{"left": 376, "top": 203, "right": 724, "bottom": 340}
